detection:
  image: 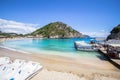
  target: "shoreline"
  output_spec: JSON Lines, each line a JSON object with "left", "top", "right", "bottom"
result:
{"left": 0, "top": 38, "right": 120, "bottom": 80}
{"left": 0, "top": 38, "right": 101, "bottom": 59}
{"left": 0, "top": 45, "right": 31, "bottom": 54}
{"left": 0, "top": 47, "right": 120, "bottom": 80}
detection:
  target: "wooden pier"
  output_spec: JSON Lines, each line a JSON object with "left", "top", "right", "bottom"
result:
{"left": 98, "top": 48, "right": 120, "bottom": 69}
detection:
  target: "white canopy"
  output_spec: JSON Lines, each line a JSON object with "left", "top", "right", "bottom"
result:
{"left": 75, "top": 41, "right": 91, "bottom": 46}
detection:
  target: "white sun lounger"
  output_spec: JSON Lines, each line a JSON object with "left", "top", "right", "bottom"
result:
{"left": 0, "top": 57, "right": 10, "bottom": 65}
{"left": 0, "top": 57, "right": 11, "bottom": 76}
{"left": 0, "top": 59, "right": 26, "bottom": 80}
{"left": 0, "top": 57, "right": 43, "bottom": 80}
{"left": 0, "top": 60, "right": 42, "bottom": 80}
{"left": 0, "top": 57, "right": 12, "bottom": 79}
{"left": 17, "top": 61, "right": 42, "bottom": 80}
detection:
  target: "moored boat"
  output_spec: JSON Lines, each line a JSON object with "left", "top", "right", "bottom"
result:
{"left": 74, "top": 41, "right": 98, "bottom": 51}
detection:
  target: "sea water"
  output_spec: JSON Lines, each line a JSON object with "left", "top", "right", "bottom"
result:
{"left": 0, "top": 38, "right": 103, "bottom": 58}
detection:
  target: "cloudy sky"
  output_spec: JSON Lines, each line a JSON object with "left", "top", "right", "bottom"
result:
{"left": 0, "top": 0, "right": 120, "bottom": 37}
{"left": 0, "top": 18, "right": 39, "bottom": 34}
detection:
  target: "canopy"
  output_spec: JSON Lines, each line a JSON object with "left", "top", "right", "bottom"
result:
{"left": 75, "top": 41, "right": 91, "bottom": 46}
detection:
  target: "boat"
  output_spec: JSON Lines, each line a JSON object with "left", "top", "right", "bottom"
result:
{"left": 74, "top": 41, "right": 98, "bottom": 51}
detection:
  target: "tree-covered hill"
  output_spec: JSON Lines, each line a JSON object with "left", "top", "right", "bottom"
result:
{"left": 32, "top": 22, "right": 84, "bottom": 38}
{"left": 107, "top": 24, "right": 120, "bottom": 40}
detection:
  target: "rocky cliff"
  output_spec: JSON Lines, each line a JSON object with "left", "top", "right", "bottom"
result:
{"left": 32, "top": 22, "right": 84, "bottom": 38}
{"left": 107, "top": 24, "right": 120, "bottom": 40}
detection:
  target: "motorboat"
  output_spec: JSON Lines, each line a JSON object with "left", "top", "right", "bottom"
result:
{"left": 74, "top": 41, "right": 98, "bottom": 51}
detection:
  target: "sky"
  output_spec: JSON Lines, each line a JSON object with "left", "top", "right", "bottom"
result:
{"left": 0, "top": 0, "right": 120, "bottom": 37}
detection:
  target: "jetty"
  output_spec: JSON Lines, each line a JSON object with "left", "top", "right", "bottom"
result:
{"left": 98, "top": 47, "right": 120, "bottom": 69}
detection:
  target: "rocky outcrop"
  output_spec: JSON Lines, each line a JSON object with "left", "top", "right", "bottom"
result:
{"left": 107, "top": 24, "right": 120, "bottom": 40}
{"left": 32, "top": 22, "right": 84, "bottom": 38}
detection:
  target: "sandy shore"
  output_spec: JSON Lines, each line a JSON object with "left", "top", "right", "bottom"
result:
{"left": 0, "top": 47, "right": 120, "bottom": 80}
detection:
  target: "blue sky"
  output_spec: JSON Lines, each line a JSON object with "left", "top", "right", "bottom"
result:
{"left": 0, "top": 0, "right": 120, "bottom": 37}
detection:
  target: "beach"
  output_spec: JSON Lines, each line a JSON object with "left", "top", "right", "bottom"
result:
{"left": 1, "top": 0, "right": 120, "bottom": 79}
{"left": 0, "top": 47, "right": 120, "bottom": 80}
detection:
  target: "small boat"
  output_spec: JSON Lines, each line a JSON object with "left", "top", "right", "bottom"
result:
{"left": 74, "top": 41, "right": 98, "bottom": 51}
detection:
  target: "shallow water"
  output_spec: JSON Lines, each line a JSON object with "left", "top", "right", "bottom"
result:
{"left": 0, "top": 38, "right": 104, "bottom": 58}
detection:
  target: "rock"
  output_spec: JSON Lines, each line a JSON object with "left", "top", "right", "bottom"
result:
{"left": 107, "top": 24, "right": 120, "bottom": 40}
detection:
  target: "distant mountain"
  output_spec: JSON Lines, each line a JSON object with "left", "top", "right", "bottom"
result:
{"left": 32, "top": 22, "right": 84, "bottom": 38}
{"left": 0, "top": 31, "right": 24, "bottom": 38}
{"left": 107, "top": 24, "right": 120, "bottom": 40}
{"left": 83, "top": 34, "right": 90, "bottom": 38}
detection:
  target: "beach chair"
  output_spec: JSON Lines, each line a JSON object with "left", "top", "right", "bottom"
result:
{"left": 1, "top": 59, "right": 26, "bottom": 80}
{"left": 0, "top": 57, "right": 10, "bottom": 65}
{"left": 2, "top": 61, "right": 42, "bottom": 80}
{"left": 16, "top": 61, "right": 42, "bottom": 80}
{"left": 0, "top": 57, "right": 11, "bottom": 78}
{"left": 0, "top": 58, "right": 42, "bottom": 80}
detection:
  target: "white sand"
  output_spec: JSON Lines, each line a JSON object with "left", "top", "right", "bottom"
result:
{"left": 33, "top": 69, "right": 84, "bottom": 80}
{"left": 0, "top": 47, "right": 120, "bottom": 80}
{"left": 32, "top": 69, "right": 119, "bottom": 80}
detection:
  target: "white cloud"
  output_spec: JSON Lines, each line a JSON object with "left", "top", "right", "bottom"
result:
{"left": 82, "top": 30, "right": 110, "bottom": 37}
{"left": 0, "top": 18, "right": 39, "bottom": 34}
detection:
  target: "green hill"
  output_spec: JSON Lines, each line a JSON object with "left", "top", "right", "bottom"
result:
{"left": 107, "top": 24, "right": 120, "bottom": 40}
{"left": 32, "top": 22, "right": 83, "bottom": 38}
{"left": 0, "top": 31, "right": 23, "bottom": 38}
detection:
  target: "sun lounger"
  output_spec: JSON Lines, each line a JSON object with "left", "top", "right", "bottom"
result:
{"left": 0, "top": 57, "right": 43, "bottom": 80}
{"left": 17, "top": 61, "right": 42, "bottom": 80}
{"left": 0, "top": 59, "right": 26, "bottom": 79}
{"left": 8, "top": 62, "right": 42, "bottom": 80}
{"left": 0, "top": 57, "right": 11, "bottom": 76}
{"left": 0, "top": 57, "right": 10, "bottom": 65}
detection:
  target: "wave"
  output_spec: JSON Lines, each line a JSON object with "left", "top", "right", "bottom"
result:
{"left": 0, "top": 45, "right": 31, "bottom": 54}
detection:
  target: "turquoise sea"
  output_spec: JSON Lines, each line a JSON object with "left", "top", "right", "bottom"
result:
{"left": 0, "top": 38, "right": 104, "bottom": 58}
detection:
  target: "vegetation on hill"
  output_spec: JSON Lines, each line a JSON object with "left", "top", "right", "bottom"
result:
{"left": 0, "top": 31, "right": 24, "bottom": 38}
{"left": 107, "top": 24, "right": 120, "bottom": 40}
{"left": 111, "top": 24, "right": 120, "bottom": 33}
{"left": 32, "top": 22, "right": 83, "bottom": 38}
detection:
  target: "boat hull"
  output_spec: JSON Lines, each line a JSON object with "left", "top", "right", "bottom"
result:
{"left": 76, "top": 47, "right": 98, "bottom": 52}
{"left": 74, "top": 41, "right": 98, "bottom": 52}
